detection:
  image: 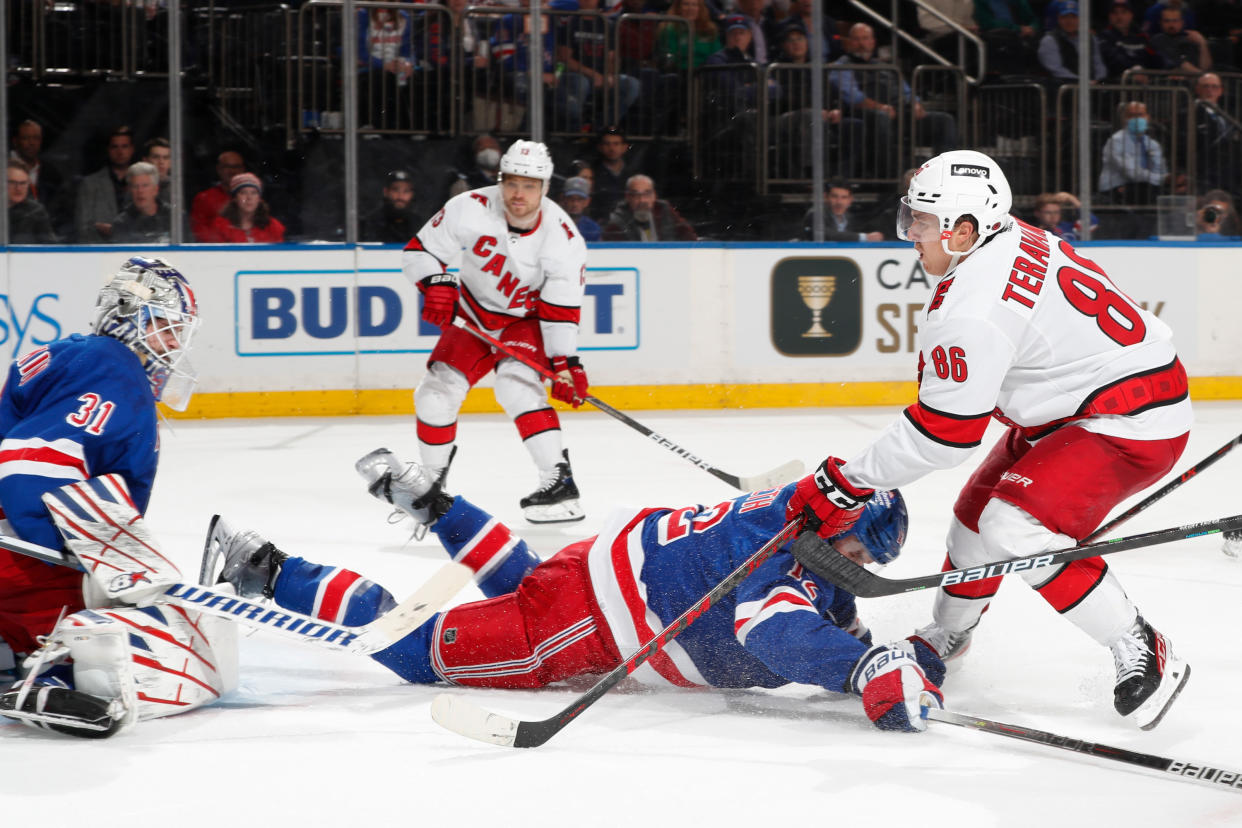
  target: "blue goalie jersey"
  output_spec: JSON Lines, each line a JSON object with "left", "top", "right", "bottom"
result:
{"left": 0, "top": 334, "right": 159, "bottom": 550}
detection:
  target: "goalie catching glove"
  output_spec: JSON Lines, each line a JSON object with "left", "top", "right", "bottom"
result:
{"left": 786, "top": 457, "right": 875, "bottom": 540}
{"left": 418, "top": 273, "right": 459, "bottom": 329}
{"left": 550, "top": 355, "right": 589, "bottom": 407}
{"left": 850, "top": 644, "right": 945, "bottom": 732}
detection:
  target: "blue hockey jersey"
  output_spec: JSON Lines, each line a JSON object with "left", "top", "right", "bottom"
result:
{"left": 584, "top": 486, "right": 871, "bottom": 693}
{"left": 0, "top": 335, "right": 159, "bottom": 550}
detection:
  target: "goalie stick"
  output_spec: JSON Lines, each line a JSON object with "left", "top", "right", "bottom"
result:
{"left": 0, "top": 531, "right": 471, "bottom": 656}
{"left": 430, "top": 517, "right": 805, "bottom": 748}
{"left": 792, "top": 513, "right": 1242, "bottom": 599}
{"left": 925, "top": 708, "right": 1242, "bottom": 794}
{"left": 1087, "top": 432, "right": 1242, "bottom": 541}
{"left": 452, "top": 317, "right": 803, "bottom": 491}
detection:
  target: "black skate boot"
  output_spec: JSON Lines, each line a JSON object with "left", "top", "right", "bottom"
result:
{"left": 1110, "top": 614, "right": 1190, "bottom": 730}
{"left": 520, "top": 450, "right": 585, "bottom": 524}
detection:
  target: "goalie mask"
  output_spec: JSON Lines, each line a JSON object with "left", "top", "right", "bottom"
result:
{"left": 92, "top": 256, "right": 200, "bottom": 411}
{"left": 897, "top": 150, "right": 1013, "bottom": 263}
{"left": 835, "top": 489, "right": 908, "bottom": 565}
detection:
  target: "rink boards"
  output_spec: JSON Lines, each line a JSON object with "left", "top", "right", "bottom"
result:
{"left": 0, "top": 241, "right": 1236, "bottom": 417}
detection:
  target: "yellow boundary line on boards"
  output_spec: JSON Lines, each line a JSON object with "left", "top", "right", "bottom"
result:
{"left": 169, "top": 377, "right": 1242, "bottom": 419}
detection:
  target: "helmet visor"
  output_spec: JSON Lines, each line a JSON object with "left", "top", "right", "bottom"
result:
{"left": 897, "top": 198, "right": 943, "bottom": 243}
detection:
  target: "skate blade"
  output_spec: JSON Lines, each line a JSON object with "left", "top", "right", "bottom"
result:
{"left": 1134, "top": 660, "right": 1191, "bottom": 731}
{"left": 523, "top": 499, "right": 586, "bottom": 524}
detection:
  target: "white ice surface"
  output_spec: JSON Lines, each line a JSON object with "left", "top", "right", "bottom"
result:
{"left": 3, "top": 403, "right": 1242, "bottom": 827}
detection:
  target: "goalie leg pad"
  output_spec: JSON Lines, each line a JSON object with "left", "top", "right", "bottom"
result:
{"left": 42, "top": 475, "right": 183, "bottom": 604}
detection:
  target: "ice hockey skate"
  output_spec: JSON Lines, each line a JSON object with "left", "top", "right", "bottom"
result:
{"left": 911, "top": 620, "right": 976, "bottom": 664}
{"left": 200, "top": 514, "right": 286, "bottom": 598}
{"left": 520, "top": 449, "right": 584, "bottom": 524}
{"left": 355, "top": 448, "right": 454, "bottom": 538}
{"left": 1110, "top": 614, "right": 1190, "bottom": 730}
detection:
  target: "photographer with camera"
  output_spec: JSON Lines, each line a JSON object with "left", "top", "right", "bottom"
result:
{"left": 1196, "top": 189, "right": 1241, "bottom": 239}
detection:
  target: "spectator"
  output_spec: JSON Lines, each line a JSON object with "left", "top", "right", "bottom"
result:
{"left": 1149, "top": 6, "right": 1212, "bottom": 73}
{"left": 493, "top": 8, "right": 556, "bottom": 128}
{"left": 770, "top": 23, "right": 865, "bottom": 178}
{"left": 920, "top": 0, "right": 981, "bottom": 57}
{"left": 448, "top": 135, "right": 502, "bottom": 199}
{"left": 656, "top": 0, "right": 721, "bottom": 70}
{"left": 560, "top": 176, "right": 602, "bottom": 241}
{"left": 831, "top": 23, "right": 960, "bottom": 172}
{"left": 1037, "top": 1, "right": 1107, "bottom": 82}
{"left": 803, "top": 180, "right": 884, "bottom": 241}
{"left": 362, "top": 170, "right": 421, "bottom": 243}
{"left": 211, "top": 173, "right": 286, "bottom": 243}
{"left": 1195, "top": 189, "right": 1242, "bottom": 237}
{"left": 732, "top": 0, "right": 770, "bottom": 62}
{"left": 418, "top": 0, "right": 490, "bottom": 128}
{"left": 603, "top": 174, "right": 698, "bottom": 240}
{"left": 973, "top": 0, "right": 1039, "bottom": 76}
{"left": 74, "top": 126, "right": 136, "bottom": 243}
{"left": 1142, "top": 0, "right": 1199, "bottom": 35}
{"left": 1099, "top": 0, "right": 1161, "bottom": 79}
{"left": 1099, "top": 99, "right": 1168, "bottom": 239}
{"left": 7, "top": 160, "right": 58, "bottom": 244}
{"left": 9, "top": 120, "right": 66, "bottom": 229}
{"left": 110, "top": 162, "right": 172, "bottom": 244}
{"left": 785, "top": 0, "right": 843, "bottom": 61}
{"left": 1194, "top": 72, "right": 1242, "bottom": 198}
{"left": 613, "top": 0, "right": 663, "bottom": 76}
{"left": 1031, "top": 191, "right": 1098, "bottom": 240}
{"left": 191, "top": 150, "right": 247, "bottom": 242}
{"left": 357, "top": 6, "right": 415, "bottom": 130}
{"left": 567, "top": 158, "right": 595, "bottom": 190}
{"left": 591, "top": 127, "right": 638, "bottom": 220}
{"left": 142, "top": 137, "right": 173, "bottom": 202}
{"left": 555, "top": 0, "right": 641, "bottom": 132}
{"left": 705, "top": 17, "right": 774, "bottom": 111}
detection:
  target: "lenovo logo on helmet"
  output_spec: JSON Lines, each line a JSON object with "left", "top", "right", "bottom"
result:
{"left": 951, "top": 164, "right": 990, "bottom": 178}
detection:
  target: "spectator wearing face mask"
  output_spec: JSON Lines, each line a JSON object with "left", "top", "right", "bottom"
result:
{"left": 448, "top": 135, "right": 502, "bottom": 199}
{"left": 1099, "top": 100, "right": 1168, "bottom": 203}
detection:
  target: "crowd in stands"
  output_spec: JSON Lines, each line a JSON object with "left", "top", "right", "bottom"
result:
{"left": 5, "top": 0, "right": 1242, "bottom": 243}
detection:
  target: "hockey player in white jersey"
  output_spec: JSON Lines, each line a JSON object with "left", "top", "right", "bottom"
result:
{"left": 786, "top": 149, "right": 1192, "bottom": 730}
{"left": 402, "top": 140, "right": 590, "bottom": 524}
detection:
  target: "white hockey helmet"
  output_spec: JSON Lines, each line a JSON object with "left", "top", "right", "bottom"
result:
{"left": 92, "top": 256, "right": 201, "bottom": 411}
{"left": 499, "top": 140, "right": 554, "bottom": 191}
{"left": 898, "top": 150, "right": 1012, "bottom": 256}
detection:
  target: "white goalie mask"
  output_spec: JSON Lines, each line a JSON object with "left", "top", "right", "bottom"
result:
{"left": 92, "top": 256, "right": 201, "bottom": 411}
{"left": 499, "top": 139, "right": 554, "bottom": 194}
{"left": 897, "top": 150, "right": 1013, "bottom": 261}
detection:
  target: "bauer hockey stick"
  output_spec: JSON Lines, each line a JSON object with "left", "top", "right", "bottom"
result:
{"left": 430, "top": 517, "right": 805, "bottom": 748}
{"left": 1086, "top": 432, "right": 1242, "bottom": 541}
{"left": 452, "top": 317, "right": 804, "bottom": 491}
{"left": 792, "top": 513, "right": 1242, "bottom": 599}
{"left": 925, "top": 708, "right": 1242, "bottom": 794}
{"left": 0, "top": 531, "right": 470, "bottom": 657}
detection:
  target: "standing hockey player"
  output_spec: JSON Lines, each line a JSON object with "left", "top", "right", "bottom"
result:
{"left": 0, "top": 257, "right": 237, "bottom": 738}
{"left": 785, "top": 149, "right": 1192, "bottom": 730}
{"left": 204, "top": 448, "right": 945, "bottom": 733}
{"left": 402, "top": 139, "right": 590, "bottom": 524}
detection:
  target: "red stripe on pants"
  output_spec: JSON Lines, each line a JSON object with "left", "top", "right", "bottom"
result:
{"left": 515, "top": 408, "right": 560, "bottom": 441}
{"left": 417, "top": 419, "right": 457, "bottom": 446}
{"left": 1036, "top": 558, "right": 1108, "bottom": 613}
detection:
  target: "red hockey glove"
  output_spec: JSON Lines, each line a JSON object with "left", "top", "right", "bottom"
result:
{"left": 418, "top": 273, "right": 459, "bottom": 330}
{"left": 549, "top": 355, "right": 589, "bottom": 407}
{"left": 851, "top": 645, "right": 944, "bottom": 732}
{"left": 785, "top": 457, "right": 875, "bottom": 540}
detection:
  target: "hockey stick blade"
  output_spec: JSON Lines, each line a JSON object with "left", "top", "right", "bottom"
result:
{"left": 926, "top": 708, "right": 1242, "bottom": 794}
{"left": 0, "top": 532, "right": 467, "bottom": 656}
{"left": 793, "top": 513, "right": 1242, "bottom": 598}
{"left": 431, "top": 518, "right": 804, "bottom": 748}
{"left": 452, "top": 317, "right": 801, "bottom": 491}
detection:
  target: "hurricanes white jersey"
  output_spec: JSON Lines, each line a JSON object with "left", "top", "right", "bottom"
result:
{"left": 401, "top": 185, "right": 588, "bottom": 355}
{"left": 846, "top": 218, "right": 1193, "bottom": 490}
